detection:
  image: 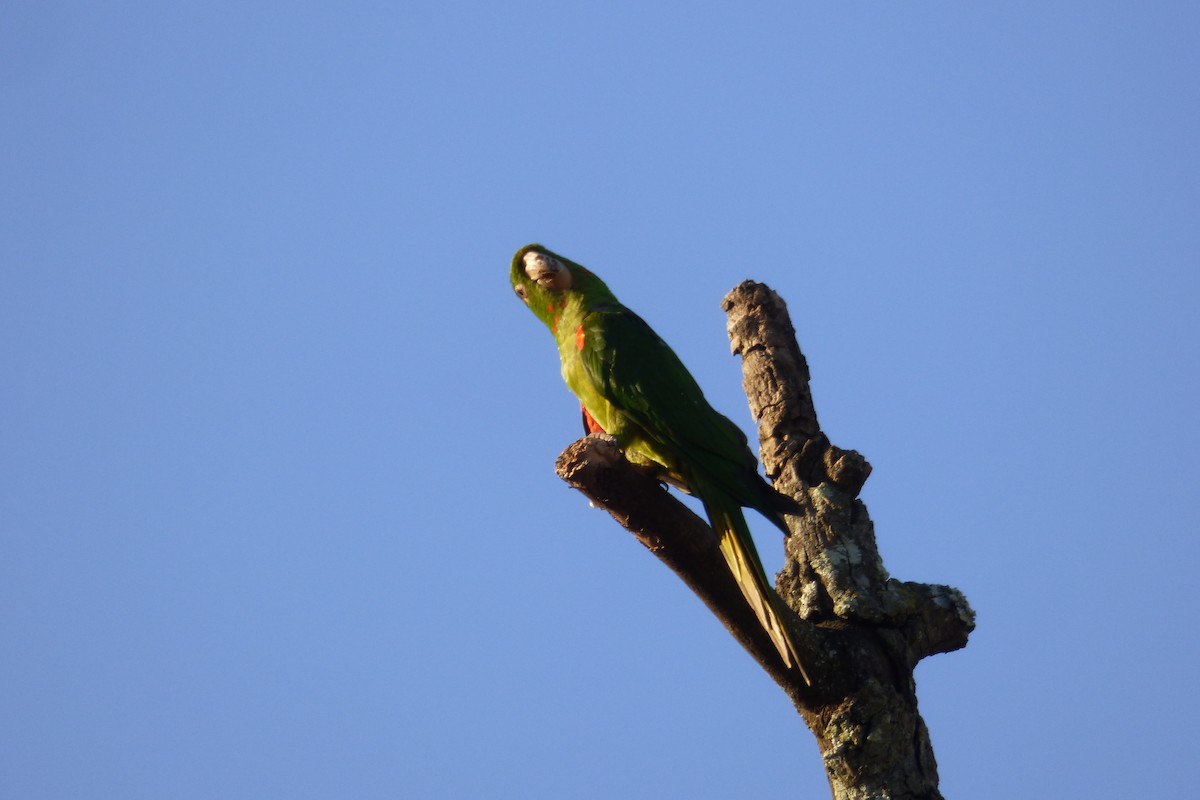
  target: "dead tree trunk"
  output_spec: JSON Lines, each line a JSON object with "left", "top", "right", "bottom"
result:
{"left": 554, "top": 281, "right": 975, "bottom": 799}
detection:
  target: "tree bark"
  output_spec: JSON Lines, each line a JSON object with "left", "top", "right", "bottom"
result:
{"left": 553, "top": 282, "right": 974, "bottom": 799}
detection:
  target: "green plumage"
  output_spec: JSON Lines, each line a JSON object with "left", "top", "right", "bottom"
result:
{"left": 511, "top": 243, "right": 809, "bottom": 682}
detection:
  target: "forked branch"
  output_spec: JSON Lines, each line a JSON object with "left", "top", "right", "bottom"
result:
{"left": 553, "top": 281, "right": 975, "bottom": 800}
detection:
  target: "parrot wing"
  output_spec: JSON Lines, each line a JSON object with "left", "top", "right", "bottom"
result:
{"left": 576, "top": 306, "right": 758, "bottom": 496}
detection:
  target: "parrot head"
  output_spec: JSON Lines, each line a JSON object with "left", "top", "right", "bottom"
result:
{"left": 510, "top": 243, "right": 617, "bottom": 330}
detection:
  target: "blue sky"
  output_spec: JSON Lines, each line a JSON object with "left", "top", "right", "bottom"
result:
{"left": 3, "top": 2, "right": 1197, "bottom": 797}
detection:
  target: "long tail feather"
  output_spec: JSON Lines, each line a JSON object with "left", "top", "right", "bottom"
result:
{"left": 707, "top": 500, "right": 812, "bottom": 685}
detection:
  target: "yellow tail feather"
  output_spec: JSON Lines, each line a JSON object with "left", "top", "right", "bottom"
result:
{"left": 712, "top": 506, "right": 812, "bottom": 686}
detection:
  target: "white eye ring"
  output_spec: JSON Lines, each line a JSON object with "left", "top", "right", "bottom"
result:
{"left": 523, "top": 252, "right": 573, "bottom": 291}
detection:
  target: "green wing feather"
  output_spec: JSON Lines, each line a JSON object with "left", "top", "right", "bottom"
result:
{"left": 577, "top": 307, "right": 789, "bottom": 527}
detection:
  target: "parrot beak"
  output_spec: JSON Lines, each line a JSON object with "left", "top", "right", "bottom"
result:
{"left": 523, "top": 251, "right": 573, "bottom": 292}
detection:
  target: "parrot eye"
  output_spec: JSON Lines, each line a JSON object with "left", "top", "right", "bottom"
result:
{"left": 523, "top": 252, "right": 573, "bottom": 292}
{"left": 513, "top": 283, "right": 528, "bottom": 303}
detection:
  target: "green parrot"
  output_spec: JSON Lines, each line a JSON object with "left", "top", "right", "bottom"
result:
{"left": 511, "top": 243, "right": 809, "bottom": 682}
